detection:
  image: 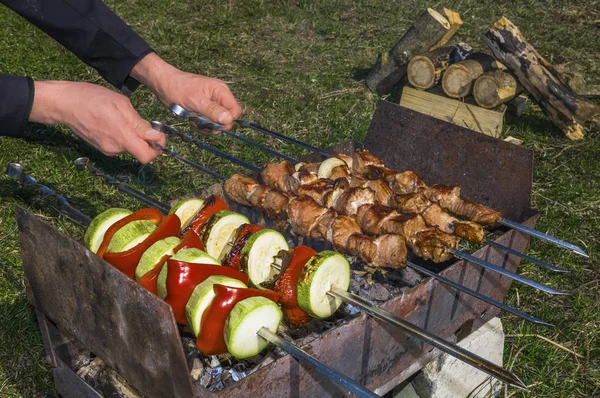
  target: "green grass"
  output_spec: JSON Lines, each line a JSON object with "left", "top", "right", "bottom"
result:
{"left": 0, "top": 1, "right": 599, "bottom": 397}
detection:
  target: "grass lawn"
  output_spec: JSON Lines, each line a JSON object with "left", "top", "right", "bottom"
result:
{"left": 0, "top": 0, "right": 598, "bottom": 397}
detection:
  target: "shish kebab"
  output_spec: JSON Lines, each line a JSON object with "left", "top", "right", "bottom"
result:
{"left": 150, "top": 121, "right": 563, "bottom": 295}
{"left": 75, "top": 157, "right": 551, "bottom": 327}
{"left": 5, "top": 163, "right": 380, "bottom": 398}
{"left": 9, "top": 163, "right": 528, "bottom": 393}
{"left": 154, "top": 121, "right": 562, "bottom": 274}
{"left": 170, "top": 103, "right": 588, "bottom": 258}
{"left": 62, "top": 162, "right": 528, "bottom": 390}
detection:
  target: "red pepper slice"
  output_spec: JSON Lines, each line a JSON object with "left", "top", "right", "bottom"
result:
{"left": 138, "top": 230, "right": 206, "bottom": 294}
{"left": 104, "top": 214, "right": 181, "bottom": 280}
{"left": 164, "top": 260, "right": 249, "bottom": 325}
{"left": 222, "top": 224, "right": 264, "bottom": 269}
{"left": 274, "top": 245, "right": 316, "bottom": 327}
{"left": 96, "top": 208, "right": 163, "bottom": 258}
{"left": 196, "top": 285, "right": 281, "bottom": 355}
{"left": 187, "top": 195, "right": 229, "bottom": 236}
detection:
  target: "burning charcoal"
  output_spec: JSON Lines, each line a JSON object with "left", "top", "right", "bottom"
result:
{"left": 230, "top": 363, "right": 252, "bottom": 382}
{"left": 190, "top": 358, "right": 203, "bottom": 381}
{"left": 199, "top": 367, "right": 212, "bottom": 388}
{"left": 209, "top": 355, "right": 221, "bottom": 368}
{"left": 350, "top": 279, "right": 361, "bottom": 295}
{"left": 182, "top": 337, "right": 199, "bottom": 369}
{"left": 363, "top": 283, "right": 391, "bottom": 302}
{"left": 372, "top": 269, "right": 388, "bottom": 285}
{"left": 221, "top": 368, "right": 235, "bottom": 388}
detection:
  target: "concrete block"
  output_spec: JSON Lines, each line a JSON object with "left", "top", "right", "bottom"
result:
{"left": 393, "top": 317, "right": 504, "bottom": 398}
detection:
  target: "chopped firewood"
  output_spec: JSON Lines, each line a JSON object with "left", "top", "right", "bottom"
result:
{"left": 432, "top": 8, "right": 463, "bottom": 51}
{"left": 442, "top": 53, "right": 505, "bottom": 98}
{"left": 366, "top": 8, "right": 460, "bottom": 95}
{"left": 399, "top": 86, "right": 504, "bottom": 138}
{"left": 483, "top": 17, "right": 600, "bottom": 140}
{"left": 473, "top": 70, "right": 523, "bottom": 109}
{"left": 407, "top": 46, "right": 457, "bottom": 90}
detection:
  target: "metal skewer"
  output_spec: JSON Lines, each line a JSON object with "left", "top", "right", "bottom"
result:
{"left": 5, "top": 163, "right": 92, "bottom": 227}
{"left": 405, "top": 262, "right": 552, "bottom": 326}
{"left": 486, "top": 239, "right": 570, "bottom": 273}
{"left": 151, "top": 122, "right": 262, "bottom": 173}
{"left": 327, "top": 285, "right": 529, "bottom": 391}
{"left": 257, "top": 327, "right": 378, "bottom": 398}
{"left": 449, "top": 249, "right": 565, "bottom": 295}
{"left": 169, "top": 105, "right": 299, "bottom": 163}
{"left": 73, "top": 157, "right": 171, "bottom": 214}
{"left": 268, "top": 262, "right": 527, "bottom": 390}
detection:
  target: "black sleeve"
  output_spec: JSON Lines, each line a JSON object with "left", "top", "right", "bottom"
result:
{"left": 0, "top": 0, "right": 154, "bottom": 137}
{"left": 1, "top": 0, "right": 153, "bottom": 94}
{"left": 0, "top": 74, "right": 35, "bottom": 137}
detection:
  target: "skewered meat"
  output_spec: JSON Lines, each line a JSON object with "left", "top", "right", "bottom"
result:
{"left": 385, "top": 170, "right": 427, "bottom": 195}
{"left": 328, "top": 216, "right": 362, "bottom": 249}
{"left": 287, "top": 195, "right": 328, "bottom": 238}
{"left": 423, "top": 185, "right": 501, "bottom": 225}
{"left": 410, "top": 229, "right": 455, "bottom": 263}
{"left": 332, "top": 187, "right": 377, "bottom": 216}
{"left": 298, "top": 179, "right": 334, "bottom": 206}
{"left": 261, "top": 161, "right": 300, "bottom": 194}
{"left": 351, "top": 150, "right": 385, "bottom": 176}
{"left": 225, "top": 174, "right": 289, "bottom": 219}
{"left": 347, "top": 234, "right": 407, "bottom": 269}
{"left": 329, "top": 164, "right": 350, "bottom": 180}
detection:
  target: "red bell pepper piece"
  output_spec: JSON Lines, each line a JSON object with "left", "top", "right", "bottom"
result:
{"left": 274, "top": 246, "right": 316, "bottom": 327}
{"left": 222, "top": 224, "right": 264, "bottom": 269}
{"left": 138, "top": 230, "right": 206, "bottom": 294}
{"left": 187, "top": 195, "right": 229, "bottom": 236}
{"left": 96, "top": 208, "right": 163, "bottom": 258}
{"left": 164, "top": 260, "right": 249, "bottom": 325}
{"left": 104, "top": 214, "right": 181, "bottom": 280}
{"left": 196, "top": 285, "right": 281, "bottom": 355}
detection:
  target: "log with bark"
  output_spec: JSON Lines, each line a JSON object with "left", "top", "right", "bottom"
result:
{"left": 442, "top": 53, "right": 504, "bottom": 98}
{"left": 407, "top": 46, "right": 457, "bottom": 90}
{"left": 483, "top": 16, "right": 600, "bottom": 140}
{"left": 473, "top": 70, "right": 523, "bottom": 109}
{"left": 431, "top": 8, "right": 463, "bottom": 51}
{"left": 366, "top": 8, "right": 460, "bottom": 95}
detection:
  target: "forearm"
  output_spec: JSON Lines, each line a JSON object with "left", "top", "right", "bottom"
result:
{"left": 130, "top": 53, "right": 178, "bottom": 100}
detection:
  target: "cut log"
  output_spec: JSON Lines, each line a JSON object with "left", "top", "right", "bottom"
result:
{"left": 473, "top": 70, "right": 523, "bottom": 109}
{"left": 399, "top": 86, "right": 504, "bottom": 138}
{"left": 442, "top": 53, "right": 504, "bottom": 98}
{"left": 407, "top": 46, "right": 457, "bottom": 90}
{"left": 366, "top": 8, "right": 457, "bottom": 95}
{"left": 483, "top": 17, "right": 600, "bottom": 140}
{"left": 432, "top": 8, "right": 463, "bottom": 51}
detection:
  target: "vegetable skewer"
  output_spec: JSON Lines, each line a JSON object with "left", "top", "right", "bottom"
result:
{"left": 7, "top": 166, "right": 378, "bottom": 397}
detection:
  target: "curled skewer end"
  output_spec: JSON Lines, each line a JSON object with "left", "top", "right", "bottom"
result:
{"left": 73, "top": 157, "right": 91, "bottom": 173}
{"left": 170, "top": 104, "right": 190, "bottom": 118}
{"left": 5, "top": 163, "right": 26, "bottom": 182}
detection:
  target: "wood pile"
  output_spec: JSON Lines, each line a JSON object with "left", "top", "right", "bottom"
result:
{"left": 366, "top": 11, "right": 600, "bottom": 140}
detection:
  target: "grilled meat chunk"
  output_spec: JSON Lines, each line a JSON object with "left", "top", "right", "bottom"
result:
{"left": 310, "top": 208, "right": 337, "bottom": 241}
{"left": 329, "top": 164, "right": 350, "bottom": 180}
{"left": 453, "top": 221, "right": 485, "bottom": 244}
{"left": 333, "top": 187, "right": 377, "bottom": 215}
{"left": 410, "top": 229, "right": 457, "bottom": 263}
{"left": 421, "top": 203, "right": 459, "bottom": 234}
{"left": 298, "top": 179, "right": 334, "bottom": 206}
{"left": 287, "top": 195, "right": 328, "bottom": 237}
{"left": 223, "top": 173, "right": 257, "bottom": 206}
{"left": 327, "top": 215, "right": 362, "bottom": 249}
{"left": 352, "top": 150, "right": 386, "bottom": 176}
{"left": 224, "top": 173, "right": 289, "bottom": 219}
{"left": 385, "top": 170, "right": 427, "bottom": 194}
{"left": 261, "top": 161, "right": 300, "bottom": 194}
{"left": 293, "top": 171, "right": 318, "bottom": 186}
{"left": 363, "top": 179, "right": 394, "bottom": 207}
{"left": 424, "top": 185, "right": 501, "bottom": 225}
{"left": 347, "top": 233, "right": 407, "bottom": 268}
{"left": 394, "top": 191, "right": 430, "bottom": 213}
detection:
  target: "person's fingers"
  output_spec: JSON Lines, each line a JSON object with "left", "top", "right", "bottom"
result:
{"left": 125, "top": 137, "right": 160, "bottom": 164}
{"left": 214, "top": 86, "right": 243, "bottom": 119}
{"left": 197, "top": 97, "right": 233, "bottom": 127}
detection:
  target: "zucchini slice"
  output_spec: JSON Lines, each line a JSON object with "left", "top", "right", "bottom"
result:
{"left": 157, "top": 248, "right": 219, "bottom": 299}
{"left": 224, "top": 296, "right": 282, "bottom": 359}
{"left": 296, "top": 251, "right": 350, "bottom": 318}
{"left": 200, "top": 211, "right": 249, "bottom": 261}
{"left": 185, "top": 275, "right": 247, "bottom": 336}
{"left": 240, "top": 229, "right": 289, "bottom": 289}
{"left": 135, "top": 236, "right": 181, "bottom": 281}
{"left": 317, "top": 157, "right": 347, "bottom": 179}
{"left": 169, "top": 198, "right": 205, "bottom": 231}
{"left": 105, "top": 220, "right": 157, "bottom": 253}
{"left": 84, "top": 208, "right": 132, "bottom": 253}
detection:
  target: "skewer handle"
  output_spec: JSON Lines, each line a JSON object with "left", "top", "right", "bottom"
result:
{"left": 327, "top": 286, "right": 528, "bottom": 391}
{"left": 256, "top": 327, "right": 380, "bottom": 398}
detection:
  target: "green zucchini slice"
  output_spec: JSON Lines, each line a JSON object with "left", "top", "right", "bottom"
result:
{"left": 224, "top": 296, "right": 282, "bottom": 359}
{"left": 240, "top": 229, "right": 289, "bottom": 289}
{"left": 84, "top": 208, "right": 132, "bottom": 253}
{"left": 200, "top": 211, "right": 249, "bottom": 261}
{"left": 135, "top": 236, "right": 181, "bottom": 281}
{"left": 297, "top": 251, "right": 350, "bottom": 318}
{"left": 169, "top": 198, "right": 205, "bottom": 230}
{"left": 105, "top": 220, "right": 157, "bottom": 253}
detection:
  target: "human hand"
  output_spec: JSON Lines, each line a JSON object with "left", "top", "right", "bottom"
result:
{"left": 131, "top": 53, "right": 243, "bottom": 130}
{"left": 29, "top": 81, "right": 166, "bottom": 164}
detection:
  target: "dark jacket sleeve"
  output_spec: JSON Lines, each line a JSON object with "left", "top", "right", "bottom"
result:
{"left": 0, "top": 0, "right": 153, "bottom": 137}
{"left": 0, "top": 75, "right": 35, "bottom": 137}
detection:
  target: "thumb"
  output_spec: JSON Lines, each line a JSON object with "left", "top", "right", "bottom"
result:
{"left": 199, "top": 99, "right": 233, "bottom": 126}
